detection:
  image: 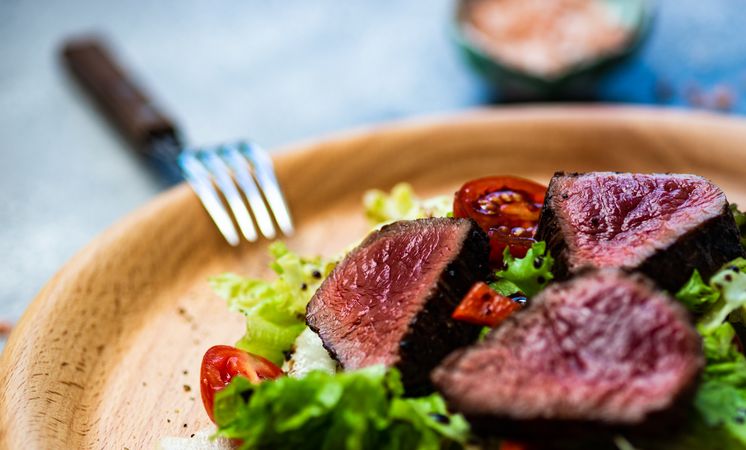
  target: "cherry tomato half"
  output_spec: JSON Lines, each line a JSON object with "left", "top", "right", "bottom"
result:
{"left": 487, "top": 226, "right": 537, "bottom": 262}
{"left": 200, "top": 345, "right": 283, "bottom": 422}
{"left": 452, "top": 282, "right": 522, "bottom": 327}
{"left": 454, "top": 177, "right": 546, "bottom": 266}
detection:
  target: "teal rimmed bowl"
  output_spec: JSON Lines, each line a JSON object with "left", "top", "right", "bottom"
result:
{"left": 452, "top": 0, "right": 655, "bottom": 99}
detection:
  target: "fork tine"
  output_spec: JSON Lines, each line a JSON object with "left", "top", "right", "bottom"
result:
{"left": 199, "top": 149, "right": 259, "bottom": 242}
{"left": 178, "top": 152, "right": 241, "bottom": 246}
{"left": 221, "top": 145, "right": 277, "bottom": 239}
{"left": 239, "top": 142, "right": 294, "bottom": 236}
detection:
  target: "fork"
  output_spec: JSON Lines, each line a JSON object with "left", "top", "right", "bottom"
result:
{"left": 62, "top": 37, "right": 293, "bottom": 245}
{"left": 178, "top": 143, "right": 293, "bottom": 245}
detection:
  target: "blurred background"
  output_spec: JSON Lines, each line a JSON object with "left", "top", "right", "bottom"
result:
{"left": 1, "top": 0, "right": 745, "bottom": 347}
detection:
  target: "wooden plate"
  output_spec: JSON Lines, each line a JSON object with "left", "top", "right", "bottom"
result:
{"left": 2, "top": 107, "right": 746, "bottom": 450}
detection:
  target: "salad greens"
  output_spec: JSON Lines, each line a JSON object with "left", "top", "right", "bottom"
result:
{"left": 490, "top": 241, "right": 554, "bottom": 297}
{"left": 678, "top": 259, "right": 746, "bottom": 334}
{"left": 210, "top": 242, "right": 336, "bottom": 365}
{"left": 675, "top": 269, "right": 720, "bottom": 314}
{"left": 657, "top": 258, "right": 746, "bottom": 449}
{"left": 213, "top": 366, "right": 470, "bottom": 450}
{"left": 205, "top": 185, "right": 746, "bottom": 450}
{"left": 363, "top": 183, "right": 452, "bottom": 226}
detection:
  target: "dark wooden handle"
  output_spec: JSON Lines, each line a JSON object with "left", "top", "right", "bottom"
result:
{"left": 62, "top": 37, "right": 178, "bottom": 152}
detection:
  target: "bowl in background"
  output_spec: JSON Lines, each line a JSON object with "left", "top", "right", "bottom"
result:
{"left": 453, "top": 0, "right": 654, "bottom": 100}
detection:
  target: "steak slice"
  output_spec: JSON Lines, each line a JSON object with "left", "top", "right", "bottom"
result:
{"left": 432, "top": 270, "right": 703, "bottom": 440}
{"left": 536, "top": 172, "right": 745, "bottom": 291}
{"left": 306, "top": 218, "right": 490, "bottom": 391}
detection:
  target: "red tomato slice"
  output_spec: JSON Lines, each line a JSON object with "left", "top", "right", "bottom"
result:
{"left": 200, "top": 345, "right": 283, "bottom": 422}
{"left": 452, "top": 282, "right": 522, "bottom": 327}
{"left": 487, "top": 226, "right": 536, "bottom": 263}
{"left": 454, "top": 176, "right": 546, "bottom": 266}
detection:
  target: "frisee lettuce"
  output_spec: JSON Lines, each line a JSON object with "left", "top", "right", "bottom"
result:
{"left": 694, "top": 259, "right": 746, "bottom": 334}
{"left": 675, "top": 269, "right": 720, "bottom": 313}
{"left": 210, "top": 242, "right": 336, "bottom": 365}
{"left": 363, "top": 183, "right": 452, "bottom": 226}
{"left": 490, "top": 241, "right": 554, "bottom": 298}
{"left": 666, "top": 259, "right": 746, "bottom": 448}
{"left": 686, "top": 321, "right": 746, "bottom": 448}
{"left": 213, "top": 366, "right": 470, "bottom": 450}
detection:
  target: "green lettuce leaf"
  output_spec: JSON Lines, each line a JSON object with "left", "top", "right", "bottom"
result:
{"left": 696, "top": 380, "right": 746, "bottom": 439}
{"left": 675, "top": 269, "right": 720, "bottom": 313}
{"left": 693, "top": 320, "right": 746, "bottom": 446}
{"left": 213, "top": 367, "right": 470, "bottom": 450}
{"left": 210, "top": 242, "right": 336, "bottom": 365}
{"left": 490, "top": 241, "right": 554, "bottom": 297}
{"left": 666, "top": 259, "right": 746, "bottom": 448}
{"left": 363, "top": 183, "right": 451, "bottom": 226}
{"left": 697, "top": 259, "right": 746, "bottom": 334}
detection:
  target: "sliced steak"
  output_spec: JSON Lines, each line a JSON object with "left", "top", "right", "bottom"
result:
{"left": 535, "top": 172, "right": 745, "bottom": 291}
{"left": 306, "top": 218, "right": 490, "bottom": 392}
{"left": 432, "top": 270, "right": 703, "bottom": 440}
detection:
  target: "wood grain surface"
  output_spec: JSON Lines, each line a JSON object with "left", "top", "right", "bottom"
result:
{"left": 2, "top": 107, "right": 746, "bottom": 449}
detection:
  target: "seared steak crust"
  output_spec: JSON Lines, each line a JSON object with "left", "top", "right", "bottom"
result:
{"left": 536, "top": 172, "right": 745, "bottom": 291}
{"left": 637, "top": 208, "right": 745, "bottom": 290}
{"left": 432, "top": 270, "right": 703, "bottom": 441}
{"left": 306, "top": 218, "right": 490, "bottom": 392}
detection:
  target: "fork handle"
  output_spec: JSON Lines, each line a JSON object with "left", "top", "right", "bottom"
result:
{"left": 62, "top": 37, "right": 178, "bottom": 153}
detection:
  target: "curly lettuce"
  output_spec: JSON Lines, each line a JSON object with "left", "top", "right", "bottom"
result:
{"left": 210, "top": 242, "right": 336, "bottom": 365}
{"left": 658, "top": 259, "right": 746, "bottom": 448}
{"left": 675, "top": 269, "right": 720, "bottom": 314}
{"left": 490, "top": 242, "right": 554, "bottom": 298}
{"left": 213, "top": 366, "right": 470, "bottom": 450}
{"left": 363, "top": 183, "right": 451, "bottom": 226}
{"left": 675, "top": 259, "right": 746, "bottom": 333}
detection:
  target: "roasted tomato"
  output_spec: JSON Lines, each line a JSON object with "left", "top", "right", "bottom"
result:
{"left": 454, "top": 176, "right": 546, "bottom": 265}
{"left": 452, "top": 282, "right": 522, "bottom": 327}
{"left": 200, "top": 345, "right": 283, "bottom": 422}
